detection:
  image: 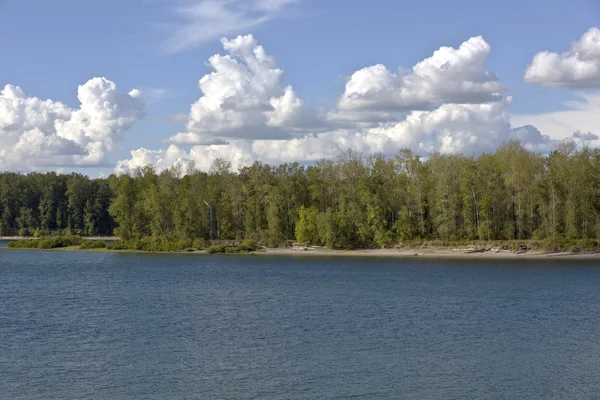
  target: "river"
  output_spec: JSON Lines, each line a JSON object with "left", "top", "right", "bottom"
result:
{"left": 1, "top": 248, "right": 600, "bottom": 399}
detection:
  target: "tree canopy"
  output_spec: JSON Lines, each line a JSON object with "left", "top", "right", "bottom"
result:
{"left": 2, "top": 141, "right": 599, "bottom": 249}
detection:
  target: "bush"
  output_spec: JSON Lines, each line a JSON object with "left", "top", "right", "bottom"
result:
{"left": 7, "top": 239, "right": 39, "bottom": 249}
{"left": 206, "top": 245, "right": 227, "bottom": 254}
{"left": 193, "top": 238, "right": 206, "bottom": 250}
{"left": 37, "top": 236, "right": 83, "bottom": 249}
{"left": 206, "top": 240, "right": 257, "bottom": 254}
{"left": 7, "top": 236, "right": 84, "bottom": 249}
{"left": 107, "top": 241, "right": 129, "bottom": 250}
{"left": 540, "top": 238, "right": 567, "bottom": 252}
{"left": 79, "top": 240, "right": 107, "bottom": 250}
{"left": 168, "top": 239, "right": 193, "bottom": 252}
{"left": 575, "top": 238, "right": 600, "bottom": 252}
{"left": 236, "top": 239, "right": 257, "bottom": 253}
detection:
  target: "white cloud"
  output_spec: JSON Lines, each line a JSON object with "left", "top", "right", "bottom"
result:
{"left": 117, "top": 34, "right": 564, "bottom": 175}
{"left": 142, "top": 87, "right": 170, "bottom": 103}
{"left": 0, "top": 77, "right": 145, "bottom": 170}
{"left": 118, "top": 99, "right": 556, "bottom": 174}
{"left": 524, "top": 27, "right": 600, "bottom": 88}
{"left": 162, "top": 0, "right": 299, "bottom": 53}
{"left": 169, "top": 34, "right": 324, "bottom": 144}
{"left": 338, "top": 36, "right": 504, "bottom": 112}
{"left": 116, "top": 144, "right": 191, "bottom": 175}
{"left": 512, "top": 92, "right": 600, "bottom": 142}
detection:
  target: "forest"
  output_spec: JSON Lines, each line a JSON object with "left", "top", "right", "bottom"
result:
{"left": 1, "top": 140, "right": 599, "bottom": 249}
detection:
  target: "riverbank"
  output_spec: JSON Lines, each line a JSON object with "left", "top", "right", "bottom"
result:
{"left": 0, "top": 236, "right": 120, "bottom": 241}
{"left": 3, "top": 244, "right": 600, "bottom": 260}
{"left": 258, "top": 247, "right": 600, "bottom": 260}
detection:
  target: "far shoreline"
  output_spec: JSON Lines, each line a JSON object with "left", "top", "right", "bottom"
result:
{"left": 3, "top": 244, "right": 600, "bottom": 261}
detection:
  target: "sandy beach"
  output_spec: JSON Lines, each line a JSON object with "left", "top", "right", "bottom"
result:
{"left": 256, "top": 247, "right": 600, "bottom": 260}
{"left": 3, "top": 240, "right": 600, "bottom": 260}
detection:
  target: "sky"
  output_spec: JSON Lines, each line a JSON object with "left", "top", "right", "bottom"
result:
{"left": 1, "top": 0, "right": 600, "bottom": 176}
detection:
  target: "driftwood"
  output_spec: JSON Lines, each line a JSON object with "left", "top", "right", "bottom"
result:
{"left": 496, "top": 245, "right": 510, "bottom": 253}
{"left": 465, "top": 248, "right": 487, "bottom": 254}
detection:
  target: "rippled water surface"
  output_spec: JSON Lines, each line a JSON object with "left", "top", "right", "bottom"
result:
{"left": 1, "top": 249, "right": 600, "bottom": 399}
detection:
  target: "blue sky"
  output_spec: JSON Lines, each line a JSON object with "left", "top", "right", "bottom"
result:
{"left": 1, "top": 0, "right": 600, "bottom": 175}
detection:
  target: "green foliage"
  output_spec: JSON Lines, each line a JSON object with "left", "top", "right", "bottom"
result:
{"left": 237, "top": 239, "right": 257, "bottom": 252}
{"left": 5, "top": 142, "right": 600, "bottom": 251}
{"left": 8, "top": 239, "right": 39, "bottom": 249}
{"left": 295, "top": 206, "right": 319, "bottom": 245}
{"left": 106, "top": 241, "right": 129, "bottom": 250}
{"left": 193, "top": 238, "right": 206, "bottom": 249}
{"left": 206, "top": 240, "right": 257, "bottom": 254}
{"left": 79, "top": 240, "right": 107, "bottom": 250}
{"left": 206, "top": 245, "right": 227, "bottom": 254}
{"left": 8, "top": 236, "right": 82, "bottom": 249}
{"left": 37, "top": 236, "right": 83, "bottom": 249}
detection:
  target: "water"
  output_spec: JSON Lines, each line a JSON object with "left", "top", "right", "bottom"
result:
{"left": 1, "top": 250, "right": 600, "bottom": 399}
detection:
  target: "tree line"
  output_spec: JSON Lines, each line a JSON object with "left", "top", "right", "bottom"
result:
{"left": 1, "top": 140, "right": 598, "bottom": 248}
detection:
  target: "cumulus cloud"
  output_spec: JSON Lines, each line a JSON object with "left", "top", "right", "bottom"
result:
{"left": 524, "top": 27, "right": 600, "bottom": 88}
{"left": 0, "top": 77, "right": 145, "bottom": 170}
{"left": 169, "top": 34, "right": 324, "bottom": 144}
{"left": 117, "top": 34, "right": 565, "bottom": 175}
{"left": 338, "top": 36, "right": 504, "bottom": 113}
{"left": 117, "top": 99, "right": 557, "bottom": 174}
{"left": 162, "top": 0, "right": 299, "bottom": 53}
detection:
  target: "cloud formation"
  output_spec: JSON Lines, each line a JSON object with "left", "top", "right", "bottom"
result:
{"left": 338, "top": 36, "right": 504, "bottom": 112}
{"left": 162, "top": 0, "right": 299, "bottom": 53}
{"left": 117, "top": 99, "right": 556, "bottom": 174}
{"left": 117, "top": 34, "right": 564, "bottom": 174}
{"left": 524, "top": 27, "right": 600, "bottom": 88}
{"left": 0, "top": 78, "right": 145, "bottom": 170}
{"left": 169, "top": 34, "right": 323, "bottom": 144}
{"left": 511, "top": 92, "right": 600, "bottom": 142}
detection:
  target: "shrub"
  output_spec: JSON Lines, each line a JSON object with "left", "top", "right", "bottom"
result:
{"left": 37, "top": 236, "right": 83, "bottom": 249}
{"left": 206, "top": 240, "right": 257, "bottom": 254}
{"left": 79, "top": 240, "right": 107, "bottom": 250}
{"left": 7, "top": 239, "right": 39, "bottom": 249}
{"left": 193, "top": 238, "right": 206, "bottom": 250}
{"left": 168, "top": 239, "right": 193, "bottom": 252}
{"left": 236, "top": 239, "right": 257, "bottom": 253}
{"left": 107, "top": 241, "right": 129, "bottom": 250}
{"left": 575, "top": 238, "right": 600, "bottom": 251}
{"left": 206, "top": 245, "right": 227, "bottom": 254}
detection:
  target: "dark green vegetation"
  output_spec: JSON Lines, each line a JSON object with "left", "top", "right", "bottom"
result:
{"left": 8, "top": 236, "right": 83, "bottom": 249}
{"left": 7, "top": 236, "right": 259, "bottom": 253}
{"left": 2, "top": 141, "right": 600, "bottom": 249}
{"left": 0, "top": 172, "right": 114, "bottom": 237}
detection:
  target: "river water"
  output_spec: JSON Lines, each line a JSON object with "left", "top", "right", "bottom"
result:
{"left": 1, "top": 248, "right": 600, "bottom": 399}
